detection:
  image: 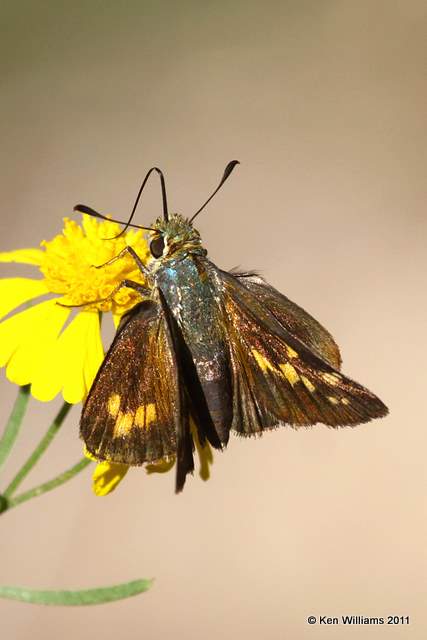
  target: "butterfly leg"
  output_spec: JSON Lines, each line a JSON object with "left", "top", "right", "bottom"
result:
{"left": 92, "top": 246, "right": 149, "bottom": 277}
{"left": 57, "top": 279, "right": 151, "bottom": 308}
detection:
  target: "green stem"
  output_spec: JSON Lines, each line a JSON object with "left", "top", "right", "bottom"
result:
{"left": 0, "top": 386, "right": 30, "bottom": 470}
{"left": 4, "top": 457, "right": 91, "bottom": 511}
{"left": 3, "top": 401, "right": 71, "bottom": 499}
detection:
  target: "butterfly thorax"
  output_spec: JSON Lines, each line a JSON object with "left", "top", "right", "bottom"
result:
{"left": 153, "top": 255, "right": 221, "bottom": 345}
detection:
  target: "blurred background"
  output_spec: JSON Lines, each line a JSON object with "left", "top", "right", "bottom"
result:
{"left": 1, "top": 1, "right": 426, "bottom": 638}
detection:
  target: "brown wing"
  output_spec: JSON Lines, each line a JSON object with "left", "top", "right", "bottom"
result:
{"left": 233, "top": 272, "right": 341, "bottom": 369}
{"left": 217, "top": 270, "right": 388, "bottom": 435}
{"left": 81, "top": 298, "right": 182, "bottom": 470}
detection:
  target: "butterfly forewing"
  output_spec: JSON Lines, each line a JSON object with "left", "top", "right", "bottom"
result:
{"left": 234, "top": 273, "right": 342, "bottom": 369}
{"left": 81, "top": 299, "right": 179, "bottom": 465}
{"left": 217, "top": 270, "right": 388, "bottom": 435}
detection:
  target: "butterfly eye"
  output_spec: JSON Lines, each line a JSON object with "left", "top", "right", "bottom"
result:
{"left": 150, "top": 235, "right": 165, "bottom": 258}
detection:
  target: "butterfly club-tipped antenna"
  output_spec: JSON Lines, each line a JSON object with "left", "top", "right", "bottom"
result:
{"left": 189, "top": 160, "right": 240, "bottom": 223}
{"left": 74, "top": 166, "right": 169, "bottom": 237}
{"left": 73, "top": 204, "right": 157, "bottom": 232}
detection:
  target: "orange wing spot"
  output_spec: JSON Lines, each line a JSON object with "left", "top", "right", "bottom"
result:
{"left": 251, "top": 349, "right": 276, "bottom": 372}
{"left": 328, "top": 396, "right": 339, "bottom": 405}
{"left": 113, "top": 411, "right": 134, "bottom": 437}
{"left": 286, "top": 345, "right": 298, "bottom": 359}
{"left": 341, "top": 398, "right": 350, "bottom": 405}
{"left": 134, "top": 403, "right": 157, "bottom": 429}
{"left": 280, "top": 363, "right": 299, "bottom": 386}
{"left": 108, "top": 393, "right": 121, "bottom": 418}
{"left": 301, "top": 375, "right": 315, "bottom": 392}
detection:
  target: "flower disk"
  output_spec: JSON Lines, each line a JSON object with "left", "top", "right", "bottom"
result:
{"left": 40, "top": 215, "right": 149, "bottom": 318}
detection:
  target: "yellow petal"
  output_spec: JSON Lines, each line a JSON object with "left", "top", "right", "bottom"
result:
{"left": 0, "top": 248, "right": 44, "bottom": 265}
{"left": 0, "top": 278, "right": 49, "bottom": 321}
{"left": 192, "top": 421, "right": 214, "bottom": 481}
{"left": 60, "top": 312, "right": 102, "bottom": 404}
{"left": 31, "top": 311, "right": 104, "bottom": 404}
{"left": 146, "top": 457, "right": 176, "bottom": 474}
{"left": 30, "top": 336, "right": 65, "bottom": 402}
{"left": 92, "top": 461, "right": 129, "bottom": 496}
{"left": 82, "top": 312, "right": 104, "bottom": 393}
{"left": 145, "top": 420, "right": 215, "bottom": 480}
{"left": 83, "top": 447, "right": 97, "bottom": 462}
{"left": 0, "top": 300, "right": 70, "bottom": 386}
{"left": 112, "top": 313, "right": 122, "bottom": 329}
{"left": 0, "top": 307, "right": 31, "bottom": 367}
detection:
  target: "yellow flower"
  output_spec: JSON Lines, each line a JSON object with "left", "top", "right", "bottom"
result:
{"left": 0, "top": 213, "right": 152, "bottom": 496}
{"left": 0, "top": 214, "right": 149, "bottom": 404}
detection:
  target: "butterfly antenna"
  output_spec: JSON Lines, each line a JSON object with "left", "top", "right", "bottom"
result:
{"left": 73, "top": 205, "right": 157, "bottom": 232}
{"left": 74, "top": 166, "right": 169, "bottom": 236}
{"left": 189, "top": 160, "right": 240, "bottom": 223}
{"left": 123, "top": 166, "right": 169, "bottom": 232}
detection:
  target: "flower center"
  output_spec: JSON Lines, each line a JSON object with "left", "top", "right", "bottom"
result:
{"left": 39, "top": 215, "right": 150, "bottom": 316}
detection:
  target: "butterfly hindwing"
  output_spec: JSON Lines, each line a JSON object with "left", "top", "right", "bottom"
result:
{"left": 81, "top": 298, "right": 181, "bottom": 468}
{"left": 217, "top": 270, "right": 388, "bottom": 435}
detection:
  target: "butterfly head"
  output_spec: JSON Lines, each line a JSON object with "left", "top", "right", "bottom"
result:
{"left": 148, "top": 213, "right": 206, "bottom": 261}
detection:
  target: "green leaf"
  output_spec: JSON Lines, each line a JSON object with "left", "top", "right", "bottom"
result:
{"left": 0, "top": 578, "right": 153, "bottom": 606}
